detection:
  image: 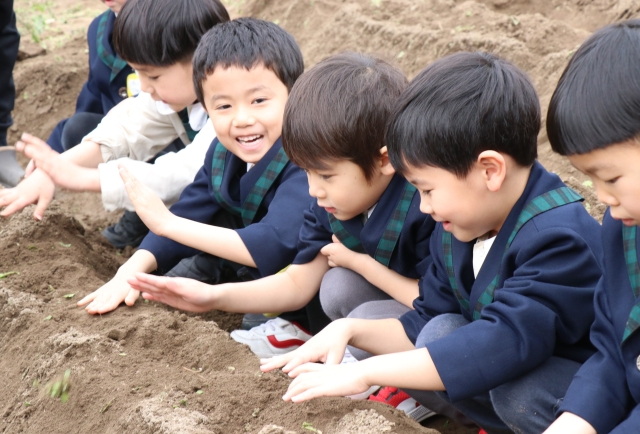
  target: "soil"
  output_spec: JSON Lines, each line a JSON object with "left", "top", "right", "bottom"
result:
{"left": 2, "top": 0, "right": 638, "bottom": 433}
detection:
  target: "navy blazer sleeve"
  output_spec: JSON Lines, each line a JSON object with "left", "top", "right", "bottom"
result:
{"left": 559, "top": 278, "right": 633, "bottom": 433}
{"left": 138, "top": 143, "right": 221, "bottom": 273}
{"left": 426, "top": 227, "right": 600, "bottom": 401}
{"left": 292, "top": 204, "right": 333, "bottom": 265}
{"left": 559, "top": 214, "right": 635, "bottom": 433}
{"left": 237, "top": 166, "right": 311, "bottom": 277}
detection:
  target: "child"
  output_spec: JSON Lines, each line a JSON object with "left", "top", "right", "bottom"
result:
{"left": 125, "top": 53, "right": 435, "bottom": 364}
{"left": 79, "top": 18, "right": 320, "bottom": 336}
{"left": 543, "top": 19, "right": 640, "bottom": 434}
{"left": 0, "top": 0, "right": 229, "bottom": 248}
{"left": 47, "top": 0, "right": 133, "bottom": 153}
{"left": 259, "top": 52, "right": 603, "bottom": 434}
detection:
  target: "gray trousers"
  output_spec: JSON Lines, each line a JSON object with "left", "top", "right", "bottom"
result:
{"left": 319, "top": 267, "right": 411, "bottom": 359}
{"left": 408, "top": 313, "right": 582, "bottom": 434}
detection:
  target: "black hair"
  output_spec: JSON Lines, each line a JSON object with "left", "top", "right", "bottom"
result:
{"left": 547, "top": 19, "right": 640, "bottom": 155}
{"left": 192, "top": 18, "right": 304, "bottom": 106}
{"left": 283, "top": 52, "right": 407, "bottom": 181}
{"left": 387, "top": 52, "right": 540, "bottom": 177}
{"left": 113, "top": 0, "right": 230, "bottom": 66}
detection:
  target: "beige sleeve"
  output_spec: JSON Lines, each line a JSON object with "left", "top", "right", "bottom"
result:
{"left": 81, "top": 92, "right": 187, "bottom": 163}
{"left": 98, "top": 121, "right": 215, "bottom": 212}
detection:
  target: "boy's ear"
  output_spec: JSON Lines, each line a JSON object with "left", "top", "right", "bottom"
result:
{"left": 378, "top": 146, "right": 396, "bottom": 176}
{"left": 476, "top": 150, "right": 506, "bottom": 192}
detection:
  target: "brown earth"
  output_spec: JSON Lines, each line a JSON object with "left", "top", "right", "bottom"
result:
{"left": 2, "top": 0, "right": 639, "bottom": 433}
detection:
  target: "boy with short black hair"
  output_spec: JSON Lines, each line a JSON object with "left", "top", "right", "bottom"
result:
{"left": 126, "top": 52, "right": 435, "bottom": 365}
{"left": 544, "top": 19, "right": 640, "bottom": 434}
{"left": 81, "top": 19, "right": 318, "bottom": 337}
{"left": 1, "top": 0, "right": 228, "bottom": 248}
{"left": 261, "top": 52, "right": 603, "bottom": 434}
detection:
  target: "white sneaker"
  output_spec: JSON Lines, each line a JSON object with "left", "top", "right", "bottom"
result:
{"left": 230, "top": 317, "right": 312, "bottom": 358}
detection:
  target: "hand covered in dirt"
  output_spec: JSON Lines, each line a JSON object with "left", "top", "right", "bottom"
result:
{"left": 16, "top": 133, "right": 90, "bottom": 191}
{"left": 320, "top": 235, "right": 363, "bottom": 268}
{"left": 127, "top": 273, "right": 219, "bottom": 312}
{"left": 119, "top": 165, "right": 173, "bottom": 236}
{"left": 282, "top": 362, "right": 371, "bottom": 403}
{"left": 0, "top": 168, "right": 55, "bottom": 220}
{"left": 260, "top": 319, "right": 351, "bottom": 373}
{"left": 78, "top": 273, "right": 140, "bottom": 314}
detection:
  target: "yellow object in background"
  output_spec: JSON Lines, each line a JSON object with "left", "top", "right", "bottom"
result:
{"left": 126, "top": 72, "right": 141, "bottom": 97}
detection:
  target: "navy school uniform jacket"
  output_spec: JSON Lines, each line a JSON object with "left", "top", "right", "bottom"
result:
{"left": 399, "top": 162, "right": 602, "bottom": 402}
{"left": 560, "top": 212, "right": 640, "bottom": 434}
{"left": 47, "top": 10, "right": 133, "bottom": 152}
{"left": 139, "top": 137, "right": 313, "bottom": 279}
{"left": 293, "top": 173, "right": 435, "bottom": 280}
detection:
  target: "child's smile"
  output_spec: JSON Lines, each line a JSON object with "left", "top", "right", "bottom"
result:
{"left": 202, "top": 65, "right": 289, "bottom": 164}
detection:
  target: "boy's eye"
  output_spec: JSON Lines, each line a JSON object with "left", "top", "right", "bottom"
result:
{"left": 421, "top": 190, "right": 432, "bottom": 196}
{"left": 253, "top": 98, "right": 267, "bottom": 104}
{"left": 605, "top": 176, "right": 620, "bottom": 185}
{"left": 148, "top": 76, "right": 159, "bottom": 80}
{"left": 216, "top": 104, "right": 231, "bottom": 110}
{"left": 320, "top": 174, "right": 332, "bottom": 180}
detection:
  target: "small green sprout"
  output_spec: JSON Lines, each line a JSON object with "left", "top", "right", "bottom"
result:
{"left": 58, "top": 242, "right": 71, "bottom": 248}
{"left": 62, "top": 293, "right": 75, "bottom": 299}
{"left": 302, "top": 422, "right": 321, "bottom": 433}
{"left": 45, "top": 369, "right": 71, "bottom": 403}
{"left": 0, "top": 271, "right": 18, "bottom": 279}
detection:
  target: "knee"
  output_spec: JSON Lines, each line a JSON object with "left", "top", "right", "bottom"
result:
{"left": 319, "top": 267, "right": 354, "bottom": 320}
{"left": 415, "top": 313, "right": 469, "bottom": 348}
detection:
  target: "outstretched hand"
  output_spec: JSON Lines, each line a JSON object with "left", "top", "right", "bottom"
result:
{"left": 282, "top": 362, "right": 371, "bottom": 403}
{"left": 127, "top": 272, "right": 219, "bottom": 312}
{"left": 16, "top": 133, "right": 91, "bottom": 191}
{"left": 77, "top": 273, "right": 140, "bottom": 314}
{"left": 0, "top": 168, "right": 55, "bottom": 220}
{"left": 119, "top": 165, "right": 173, "bottom": 236}
{"left": 260, "top": 319, "right": 351, "bottom": 374}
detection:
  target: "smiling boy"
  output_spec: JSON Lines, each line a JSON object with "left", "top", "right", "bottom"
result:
{"left": 79, "top": 19, "right": 319, "bottom": 341}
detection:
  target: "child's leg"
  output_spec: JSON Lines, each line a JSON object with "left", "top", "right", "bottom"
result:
{"left": 60, "top": 112, "right": 104, "bottom": 152}
{"left": 319, "top": 267, "right": 408, "bottom": 320}
{"left": 490, "top": 356, "right": 581, "bottom": 433}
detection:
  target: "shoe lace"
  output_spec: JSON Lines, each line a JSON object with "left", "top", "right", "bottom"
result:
{"left": 255, "top": 319, "right": 282, "bottom": 335}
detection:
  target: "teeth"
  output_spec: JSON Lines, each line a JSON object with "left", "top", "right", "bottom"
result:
{"left": 237, "top": 135, "right": 261, "bottom": 143}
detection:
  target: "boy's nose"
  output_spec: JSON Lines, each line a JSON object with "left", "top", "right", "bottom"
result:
{"left": 233, "top": 109, "right": 256, "bottom": 127}
{"left": 596, "top": 189, "right": 618, "bottom": 207}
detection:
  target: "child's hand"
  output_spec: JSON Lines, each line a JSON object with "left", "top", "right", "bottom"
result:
{"left": 320, "top": 234, "right": 362, "bottom": 268}
{"left": 119, "top": 165, "right": 173, "bottom": 236}
{"left": 78, "top": 273, "right": 140, "bottom": 314}
{"left": 127, "top": 272, "right": 219, "bottom": 312}
{"left": 260, "top": 319, "right": 351, "bottom": 373}
{"left": 282, "top": 362, "right": 371, "bottom": 403}
{"left": 16, "top": 133, "right": 92, "bottom": 191}
{"left": 0, "top": 168, "right": 55, "bottom": 220}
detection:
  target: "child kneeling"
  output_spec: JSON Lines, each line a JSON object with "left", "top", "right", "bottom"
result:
{"left": 262, "top": 52, "right": 603, "bottom": 434}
